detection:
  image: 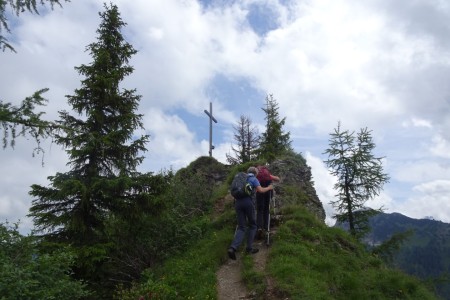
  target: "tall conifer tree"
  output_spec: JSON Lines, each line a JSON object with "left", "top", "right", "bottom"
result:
{"left": 28, "top": 3, "right": 152, "bottom": 293}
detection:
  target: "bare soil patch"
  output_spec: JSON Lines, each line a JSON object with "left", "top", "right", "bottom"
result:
{"left": 216, "top": 238, "right": 276, "bottom": 299}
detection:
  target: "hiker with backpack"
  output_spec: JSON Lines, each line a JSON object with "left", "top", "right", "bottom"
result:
{"left": 227, "top": 166, "right": 274, "bottom": 260}
{"left": 256, "top": 165, "right": 280, "bottom": 240}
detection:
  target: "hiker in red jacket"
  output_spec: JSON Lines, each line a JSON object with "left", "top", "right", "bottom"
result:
{"left": 256, "top": 165, "right": 280, "bottom": 239}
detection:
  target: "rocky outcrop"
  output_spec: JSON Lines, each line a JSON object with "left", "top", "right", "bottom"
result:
{"left": 185, "top": 153, "right": 326, "bottom": 224}
{"left": 267, "top": 155, "right": 326, "bottom": 223}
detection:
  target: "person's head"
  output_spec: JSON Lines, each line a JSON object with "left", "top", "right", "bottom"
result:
{"left": 247, "top": 166, "right": 258, "bottom": 175}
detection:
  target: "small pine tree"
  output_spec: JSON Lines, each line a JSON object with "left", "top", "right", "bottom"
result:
{"left": 226, "top": 115, "right": 259, "bottom": 165}
{"left": 324, "top": 122, "right": 389, "bottom": 238}
{"left": 257, "top": 94, "right": 292, "bottom": 162}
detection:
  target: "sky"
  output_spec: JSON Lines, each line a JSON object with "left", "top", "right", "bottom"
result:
{"left": 1, "top": 0, "right": 450, "bottom": 233}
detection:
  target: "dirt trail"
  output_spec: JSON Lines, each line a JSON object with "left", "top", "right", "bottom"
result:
{"left": 214, "top": 194, "right": 277, "bottom": 299}
{"left": 216, "top": 257, "right": 248, "bottom": 300}
{"left": 216, "top": 239, "right": 270, "bottom": 300}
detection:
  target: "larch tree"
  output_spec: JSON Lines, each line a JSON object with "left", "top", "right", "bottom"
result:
{"left": 323, "top": 122, "right": 389, "bottom": 239}
{"left": 1, "top": 0, "right": 69, "bottom": 153}
{"left": 28, "top": 3, "right": 154, "bottom": 292}
{"left": 257, "top": 94, "right": 292, "bottom": 162}
{"left": 1, "top": 0, "right": 69, "bottom": 51}
{"left": 1, "top": 91, "right": 56, "bottom": 151}
{"left": 226, "top": 115, "right": 259, "bottom": 165}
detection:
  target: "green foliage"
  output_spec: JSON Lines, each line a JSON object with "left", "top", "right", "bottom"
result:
{"left": 324, "top": 122, "right": 389, "bottom": 238}
{"left": 29, "top": 1, "right": 148, "bottom": 238}
{"left": 241, "top": 254, "right": 266, "bottom": 295}
{"left": 0, "top": 0, "right": 69, "bottom": 52}
{"left": 257, "top": 94, "right": 292, "bottom": 162}
{"left": 0, "top": 89, "right": 61, "bottom": 160}
{"left": 111, "top": 154, "right": 437, "bottom": 300}
{"left": 174, "top": 156, "right": 229, "bottom": 216}
{"left": 268, "top": 206, "right": 437, "bottom": 299}
{"left": 105, "top": 155, "right": 227, "bottom": 295}
{"left": 279, "top": 184, "right": 309, "bottom": 205}
{"left": 113, "top": 163, "right": 235, "bottom": 299}
{"left": 170, "top": 171, "right": 213, "bottom": 217}
{"left": 226, "top": 115, "right": 260, "bottom": 165}
{"left": 0, "top": 222, "right": 89, "bottom": 299}
{"left": 26, "top": 4, "right": 156, "bottom": 298}
{"left": 1, "top": 1, "right": 70, "bottom": 156}
{"left": 363, "top": 213, "right": 450, "bottom": 298}
{"left": 372, "top": 229, "right": 414, "bottom": 263}
{"left": 279, "top": 149, "right": 307, "bottom": 165}
{"left": 115, "top": 221, "right": 230, "bottom": 299}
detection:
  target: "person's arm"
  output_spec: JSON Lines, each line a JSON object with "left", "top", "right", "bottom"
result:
{"left": 270, "top": 175, "right": 280, "bottom": 182}
{"left": 256, "top": 184, "right": 273, "bottom": 193}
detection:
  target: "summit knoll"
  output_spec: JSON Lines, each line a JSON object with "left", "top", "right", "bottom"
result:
{"left": 118, "top": 152, "right": 438, "bottom": 299}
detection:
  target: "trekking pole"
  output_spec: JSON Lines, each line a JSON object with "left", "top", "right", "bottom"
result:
{"left": 266, "top": 185, "right": 278, "bottom": 247}
{"left": 234, "top": 198, "right": 239, "bottom": 237}
{"left": 266, "top": 189, "right": 272, "bottom": 247}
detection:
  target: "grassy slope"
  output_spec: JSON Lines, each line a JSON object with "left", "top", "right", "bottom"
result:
{"left": 117, "top": 202, "right": 438, "bottom": 299}
{"left": 115, "top": 155, "right": 438, "bottom": 299}
{"left": 267, "top": 206, "right": 437, "bottom": 299}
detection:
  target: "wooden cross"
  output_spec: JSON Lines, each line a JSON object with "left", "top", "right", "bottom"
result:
{"left": 204, "top": 102, "right": 218, "bottom": 157}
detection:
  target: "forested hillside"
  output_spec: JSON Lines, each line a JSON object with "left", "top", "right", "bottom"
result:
{"left": 364, "top": 212, "right": 450, "bottom": 299}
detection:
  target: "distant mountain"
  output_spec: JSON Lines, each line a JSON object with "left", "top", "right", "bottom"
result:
{"left": 337, "top": 212, "right": 450, "bottom": 299}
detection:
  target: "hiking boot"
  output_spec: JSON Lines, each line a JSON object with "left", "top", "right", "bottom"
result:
{"left": 246, "top": 248, "right": 259, "bottom": 254}
{"left": 227, "top": 247, "right": 236, "bottom": 260}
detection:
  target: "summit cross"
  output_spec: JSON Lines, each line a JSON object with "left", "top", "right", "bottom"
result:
{"left": 204, "top": 102, "right": 218, "bottom": 157}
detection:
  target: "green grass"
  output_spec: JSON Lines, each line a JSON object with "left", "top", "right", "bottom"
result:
{"left": 116, "top": 201, "right": 439, "bottom": 300}
{"left": 241, "top": 254, "right": 266, "bottom": 296}
{"left": 267, "top": 205, "right": 438, "bottom": 299}
{"left": 114, "top": 213, "right": 235, "bottom": 299}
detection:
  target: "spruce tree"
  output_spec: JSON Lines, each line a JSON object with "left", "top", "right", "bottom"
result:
{"left": 324, "top": 122, "right": 389, "bottom": 238}
{"left": 258, "top": 94, "right": 292, "bottom": 162}
{"left": 28, "top": 3, "right": 152, "bottom": 293}
{"left": 226, "top": 115, "right": 259, "bottom": 165}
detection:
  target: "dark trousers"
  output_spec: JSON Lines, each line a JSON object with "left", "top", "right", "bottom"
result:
{"left": 230, "top": 197, "right": 257, "bottom": 251}
{"left": 256, "top": 190, "right": 272, "bottom": 231}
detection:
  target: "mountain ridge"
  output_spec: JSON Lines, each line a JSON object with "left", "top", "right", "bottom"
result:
{"left": 337, "top": 210, "right": 450, "bottom": 299}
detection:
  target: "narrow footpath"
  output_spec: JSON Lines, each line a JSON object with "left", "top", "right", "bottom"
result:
{"left": 216, "top": 238, "right": 272, "bottom": 299}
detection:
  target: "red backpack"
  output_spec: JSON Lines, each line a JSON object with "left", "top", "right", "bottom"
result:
{"left": 256, "top": 166, "right": 272, "bottom": 185}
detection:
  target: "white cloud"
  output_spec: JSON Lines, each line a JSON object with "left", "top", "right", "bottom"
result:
{"left": 394, "top": 160, "right": 450, "bottom": 183}
{"left": 390, "top": 180, "right": 450, "bottom": 223}
{"left": 0, "top": 140, "right": 68, "bottom": 233}
{"left": 305, "top": 152, "right": 337, "bottom": 226}
{"left": 430, "top": 134, "right": 450, "bottom": 158}
{"left": 402, "top": 117, "right": 433, "bottom": 129}
{"left": 142, "top": 108, "right": 206, "bottom": 170}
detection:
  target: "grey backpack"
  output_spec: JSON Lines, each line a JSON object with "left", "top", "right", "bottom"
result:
{"left": 230, "top": 172, "right": 252, "bottom": 199}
